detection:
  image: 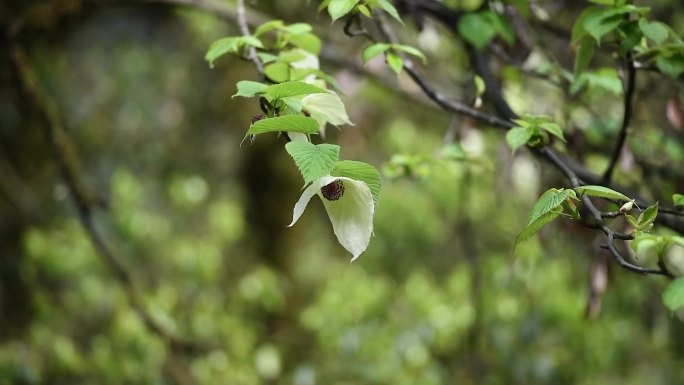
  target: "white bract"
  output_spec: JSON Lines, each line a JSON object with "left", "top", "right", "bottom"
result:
{"left": 288, "top": 176, "right": 374, "bottom": 261}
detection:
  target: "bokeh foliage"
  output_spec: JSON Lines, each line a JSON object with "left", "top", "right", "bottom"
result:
{"left": 1, "top": 1, "right": 684, "bottom": 384}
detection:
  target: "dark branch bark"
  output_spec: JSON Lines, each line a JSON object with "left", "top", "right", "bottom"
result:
{"left": 603, "top": 57, "right": 636, "bottom": 183}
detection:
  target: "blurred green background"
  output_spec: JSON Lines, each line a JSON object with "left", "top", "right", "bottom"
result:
{"left": 1, "top": 0, "right": 684, "bottom": 384}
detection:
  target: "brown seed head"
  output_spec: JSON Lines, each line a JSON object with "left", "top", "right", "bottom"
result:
{"left": 321, "top": 180, "right": 345, "bottom": 201}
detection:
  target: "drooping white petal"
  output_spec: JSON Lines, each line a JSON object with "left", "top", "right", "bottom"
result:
{"left": 287, "top": 132, "right": 309, "bottom": 142}
{"left": 288, "top": 176, "right": 336, "bottom": 227}
{"left": 289, "top": 49, "right": 320, "bottom": 71}
{"left": 301, "top": 92, "right": 354, "bottom": 127}
{"left": 319, "top": 177, "right": 374, "bottom": 261}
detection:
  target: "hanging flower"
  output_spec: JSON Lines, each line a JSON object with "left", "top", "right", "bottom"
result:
{"left": 289, "top": 176, "right": 374, "bottom": 261}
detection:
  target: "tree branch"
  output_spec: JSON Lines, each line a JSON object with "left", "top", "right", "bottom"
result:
{"left": 602, "top": 57, "right": 636, "bottom": 183}
{"left": 236, "top": 0, "right": 264, "bottom": 79}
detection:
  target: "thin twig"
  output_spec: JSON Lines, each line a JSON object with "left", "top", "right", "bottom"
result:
{"left": 370, "top": 10, "right": 676, "bottom": 278}
{"left": 603, "top": 57, "right": 636, "bottom": 182}
{"left": 236, "top": 0, "right": 265, "bottom": 79}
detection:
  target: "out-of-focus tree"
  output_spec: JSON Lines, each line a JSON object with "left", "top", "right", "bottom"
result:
{"left": 1, "top": 1, "right": 684, "bottom": 384}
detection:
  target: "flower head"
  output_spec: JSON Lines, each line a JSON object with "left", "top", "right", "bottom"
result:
{"left": 289, "top": 176, "right": 374, "bottom": 261}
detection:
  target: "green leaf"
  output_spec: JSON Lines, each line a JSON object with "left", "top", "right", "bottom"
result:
{"left": 626, "top": 214, "right": 639, "bottom": 228}
{"left": 264, "top": 81, "right": 329, "bottom": 100}
{"left": 540, "top": 122, "right": 565, "bottom": 142}
{"left": 241, "top": 36, "right": 264, "bottom": 49}
{"left": 618, "top": 20, "right": 643, "bottom": 55}
{"left": 515, "top": 210, "right": 561, "bottom": 247}
{"left": 574, "top": 185, "right": 630, "bottom": 201}
{"left": 331, "top": 160, "right": 382, "bottom": 206}
{"left": 526, "top": 188, "right": 575, "bottom": 226}
{"left": 584, "top": 13, "right": 624, "bottom": 43}
{"left": 572, "top": 6, "right": 600, "bottom": 43}
{"left": 640, "top": 202, "right": 659, "bottom": 229}
{"left": 206, "top": 37, "right": 240, "bottom": 67}
{"left": 582, "top": 69, "right": 623, "bottom": 95}
{"left": 588, "top": 0, "right": 623, "bottom": 4}
{"left": 233, "top": 81, "right": 268, "bottom": 98}
{"left": 506, "top": 126, "right": 534, "bottom": 153}
{"left": 328, "top": 0, "right": 360, "bottom": 21}
{"left": 362, "top": 43, "right": 391, "bottom": 65}
{"left": 474, "top": 75, "right": 486, "bottom": 96}
{"left": 458, "top": 12, "right": 498, "bottom": 50}
{"left": 264, "top": 62, "right": 290, "bottom": 83}
{"left": 288, "top": 33, "right": 322, "bottom": 54}
{"left": 258, "top": 52, "right": 279, "bottom": 63}
{"left": 574, "top": 36, "right": 596, "bottom": 75}
{"left": 673, "top": 193, "right": 684, "bottom": 207}
{"left": 639, "top": 18, "right": 668, "bottom": 45}
{"left": 386, "top": 52, "right": 404, "bottom": 75}
{"left": 285, "top": 141, "right": 340, "bottom": 185}
{"left": 357, "top": 4, "right": 371, "bottom": 17}
{"left": 663, "top": 277, "right": 684, "bottom": 312}
{"left": 583, "top": 5, "right": 651, "bottom": 44}
{"left": 247, "top": 116, "right": 320, "bottom": 136}
{"left": 630, "top": 231, "right": 658, "bottom": 253}
{"left": 656, "top": 53, "right": 684, "bottom": 78}
{"left": 205, "top": 36, "right": 265, "bottom": 67}
{"left": 439, "top": 143, "right": 467, "bottom": 160}
{"left": 254, "top": 20, "right": 284, "bottom": 37}
{"left": 376, "top": 0, "right": 404, "bottom": 24}
{"left": 391, "top": 44, "right": 427, "bottom": 64}
{"left": 284, "top": 23, "right": 313, "bottom": 35}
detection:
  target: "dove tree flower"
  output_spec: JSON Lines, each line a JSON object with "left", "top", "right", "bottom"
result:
{"left": 289, "top": 176, "right": 375, "bottom": 262}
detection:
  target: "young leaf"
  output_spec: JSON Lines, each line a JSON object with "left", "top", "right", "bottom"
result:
{"left": 357, "top": 4, "right": 371, "bottom": 17}
{"left": 386, "top": 52, "right": 404, "bottom": 75}
{"left": 574, "top": 36, "right": 596, "bottom": 75}
{"left": 630, "top": 231, "right": 658, "bottom": 253}
{"left": 288, "top": 33, "right": 322, "bottom": 55}
{"left": 264, "top": 81, "right": 328, "bottom": 100}
{"left": 233, "top": 81, "right": 268, "bottom": 98}
{"left": 540, "top": 122, "right": 566, "bottom": 141}
{"left": 574, "top": 185, "right": 630, "bottom": 201}
{"left": 254, "top": 20, "right": 284, "bottom": 37}
{"left": 376, "top": 0, "right": 404, "bottom": 24}
{"left": 362, "top": 43, "right": 391, "bottom": 65}
{"left": 264, "top": 62, "right": 290, "bottom": 83}
{"left": 458, "top": 12, "right": 498, "bottom": 50}
{"left": 572, "top": 6, "right": 600, "bottom": 43}
{"left": 331, "top": 160, "right": 382, "bottom": 206}
{"left": 662, "top": 277, "right": 684, "bottom": 312}
{"left": 656, "top": 53, "right": 684, "bottom": 78}
{"left": 673, "top": 193, "right": 684, "bottom": 207}
{"left": 391, "top": 44, "right": 428, "bottom": 64}
{"left": 626, "top": 214, "right": 639, "bottom": 228}
{"left": 505, "top": 126, "right": 534, "bottom": 153}
{"left": 285, "top": 141, "right": 340, "bottom": 185}
{"left": 205, "top": 37, "right": 240, "bottom": 67}
{"left": 638, "top": 18, "right": 668, "bottom": 45}
{"left": 284, "top": 23, "right": 313, "bottom": 35}
{"left": 474, "top": 75, "right": 486, "bottom": 96}
{"left": 205, "top": 36, "right": 264, "bottom": 67}
{"left": 583, "top": 6, "right": 650, "bottom": 44}
{"left": 515, "top": 210, "right": 562, "bottom": 247}
{"left": 247, "top": 116, "right": 320, "bottom": 136}
{"left": 526, "top": 188, "right": 575, "bottom": 226}
{"left": 584, "top": 12, "right": 625, "bottom": 43}
{"left": 328, "top": 0, "right": 360, "bottom": 21}
{"left": 639, "top": 202, "right": 659, "bottom": 229}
